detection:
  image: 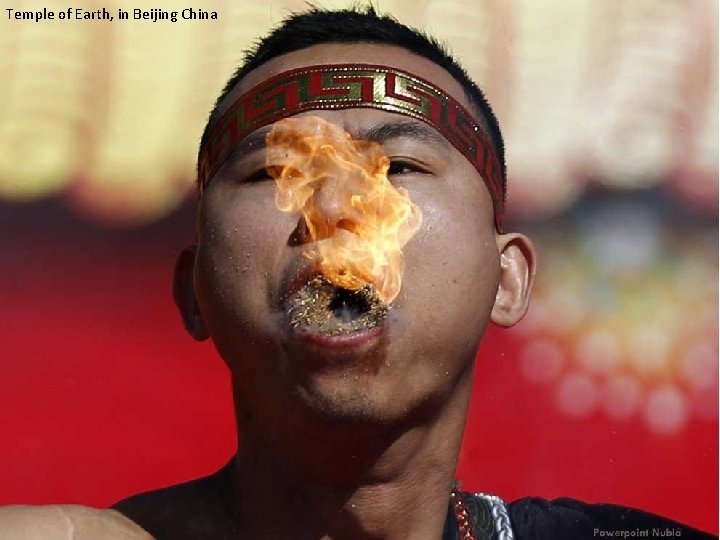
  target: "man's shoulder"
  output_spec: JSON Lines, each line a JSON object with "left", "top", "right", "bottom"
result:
{"left": 0, "top": 504, "right": 153, "bottom": 539}
{"left": 112, "top": 466, "right": 238, "bottom": 540}
{"left": 507, "top": 496, "right": 716, "bottom": 540}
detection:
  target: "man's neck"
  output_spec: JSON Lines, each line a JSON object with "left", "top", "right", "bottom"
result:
{"left": 230, "top": 373, "right": 474, "bottom": 540}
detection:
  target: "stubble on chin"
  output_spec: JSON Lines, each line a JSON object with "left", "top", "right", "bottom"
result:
{"left": 296, "top": 384, "right": 378, "bottom": 424}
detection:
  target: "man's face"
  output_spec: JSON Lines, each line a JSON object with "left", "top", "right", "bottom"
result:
{"left": 191, "top": 44, "right": 504, "bottom": 425}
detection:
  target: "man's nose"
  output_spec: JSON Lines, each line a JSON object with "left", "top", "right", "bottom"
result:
{"left": 310, "top": 175, "right": 362, "bottom": 233}
{"left": 313, "top": 176, "right": 348, "bottom": 223}
{"left": 291, "top": 176, "right": 362, "bottom": 244}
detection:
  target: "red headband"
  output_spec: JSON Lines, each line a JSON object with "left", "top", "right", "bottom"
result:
{"left": 197, "top": 63, "right": 505, "bottom": 231}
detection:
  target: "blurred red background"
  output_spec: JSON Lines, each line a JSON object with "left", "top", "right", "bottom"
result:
{"left": 1, "top": 198, "right": 716, "bottom": 534}
{"left": 0, "top": 1, "right": 717, "bottom": 535}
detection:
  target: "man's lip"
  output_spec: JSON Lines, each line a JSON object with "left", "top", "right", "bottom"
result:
{"left": 280, "top": 264, "right": 323, "bottom": 307}
{"left": 290, "top": 323, "right": 385, "bottom": 350}
{"left": 279, "top": 264, "right": 391, "bottom": 349}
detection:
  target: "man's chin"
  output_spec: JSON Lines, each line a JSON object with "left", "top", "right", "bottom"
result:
{"left": 277, "top": 331, "right": 398, "bottom": 425}
{"left": 298, "top": 388, "right": 378, "bottom": 424}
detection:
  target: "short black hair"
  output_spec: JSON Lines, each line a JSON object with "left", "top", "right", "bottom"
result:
{"left": 199, "top": 6, "right": 506, "bottom": 200}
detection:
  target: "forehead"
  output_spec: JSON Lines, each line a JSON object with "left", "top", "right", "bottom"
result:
{"left": 213, "top": 43, "right": 474, "bottom": 122}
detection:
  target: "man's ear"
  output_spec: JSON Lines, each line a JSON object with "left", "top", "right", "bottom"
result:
{"left": 173, "top": 245, "right": 210, "bottom": 341}
{"left": 491, "top": 233, "right": 537, "bottom": 328}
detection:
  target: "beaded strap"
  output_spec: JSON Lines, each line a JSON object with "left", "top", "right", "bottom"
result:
{"left": 446, "top": 490, "right": 515, "bottom": 540}
{"left": 473, "top": 492, "right": 515, "bottom": 540}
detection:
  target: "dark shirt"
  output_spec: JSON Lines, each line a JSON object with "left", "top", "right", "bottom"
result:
{"left": 113, "top": 469, "right": 716, "bottom": 540}
{"left": 507, "top": 497, "right": 714, "bottom": 540}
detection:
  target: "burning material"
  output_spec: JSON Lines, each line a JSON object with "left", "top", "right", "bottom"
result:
{"left": 267, "top": 116, "right": 422, "bottom": 306}
{"left": 288, "top": 276, "right": 389, "bottom": 335}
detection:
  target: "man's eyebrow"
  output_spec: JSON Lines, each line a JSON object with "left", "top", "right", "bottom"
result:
{"left": 359, "top": 120, "right": 452, "bottom": 149}
{"left": 224, "top": 119, "right": 450, "bottom": 168}
{"left": 225, "top": 125, "right": 273, "bottom": 165}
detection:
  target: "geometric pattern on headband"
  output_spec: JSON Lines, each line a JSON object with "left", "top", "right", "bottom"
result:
{"left": 197, "top": 64, "right": 504, "bottom": 231}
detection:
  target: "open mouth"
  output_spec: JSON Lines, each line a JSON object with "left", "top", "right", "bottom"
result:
{"left": 286, "top": 275, "right": 389, "bottom": 336}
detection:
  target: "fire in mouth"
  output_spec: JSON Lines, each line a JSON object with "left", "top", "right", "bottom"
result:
{"left": 267, "top": 115, "right": 423, "bottom": 309}
{"left": 287, "top": 276, "right": 389, "bottom": 336}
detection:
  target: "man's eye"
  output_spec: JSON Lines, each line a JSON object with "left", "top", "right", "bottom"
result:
{"left": 387, "top": 160, "right": 425, "bottom": 176}
{"left": 245, "top": 168, "right": 273, "bottom": 183}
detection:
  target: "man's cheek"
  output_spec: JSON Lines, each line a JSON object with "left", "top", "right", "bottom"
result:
{"left": 196, "top": 244, "right": 240, "bottom": 309}
{"left": 412, "top": 193, "right": 478, "bottom": 242}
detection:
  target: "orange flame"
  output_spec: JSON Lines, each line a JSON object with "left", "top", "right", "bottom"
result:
{"left": 266, "top": 116, "right": 422, "bottom": 304}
